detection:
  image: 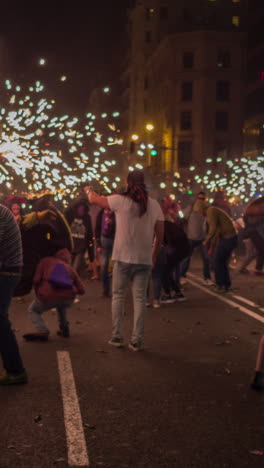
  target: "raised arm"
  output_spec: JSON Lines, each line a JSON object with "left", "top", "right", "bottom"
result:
{"left": 84, "top": 186, "right": 109, "bottom": 209}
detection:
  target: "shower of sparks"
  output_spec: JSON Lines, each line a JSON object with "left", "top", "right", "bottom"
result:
{"left": 0, "top": 80, "right": 123, "bottom": 202}
{"left": 130, "top": 143, "right": 264, "bottom": 203}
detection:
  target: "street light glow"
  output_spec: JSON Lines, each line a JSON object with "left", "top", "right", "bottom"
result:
{"left": 146, "top": 123, "right": 154, "bottom": 131}
{"left": 39, "top": 58, "right": 46, "bottom": 66}
{"left": 131, "top": 134, "right": 139, "bottom": 141}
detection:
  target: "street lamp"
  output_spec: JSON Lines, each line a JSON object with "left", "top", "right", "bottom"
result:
{"left": 146, "top": 123, "right": 154, "bottom": 131}
{"left": 131, "top": 134, "right": 139, "bottom": 141}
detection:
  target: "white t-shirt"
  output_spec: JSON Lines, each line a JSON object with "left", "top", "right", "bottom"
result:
{"left": 108, "top": 195, "right": 164, "bottom": 265}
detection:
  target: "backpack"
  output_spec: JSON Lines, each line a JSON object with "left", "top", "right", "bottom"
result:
{"left": 48, "top": 262, "right": 73, "bottom": 289}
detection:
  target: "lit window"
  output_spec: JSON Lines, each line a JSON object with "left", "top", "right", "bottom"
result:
{"left": 232, "top": 16, "right": 240, "bottom": 27}
{"left": 146, "top": 8, "right": 154, "bottom": 20}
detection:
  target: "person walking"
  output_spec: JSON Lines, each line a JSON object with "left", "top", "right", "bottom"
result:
{"left": 0, "top": 204, "right": 27, "bottom": 385}
{"left": 23, "top": 248, "right": 85, "bottom": 341}
{"left": 95, "top": 207, "right": 116, "bottom": 297}
{"left": 181, "top": 197, "right": 213, "bottom": 285}
{"left": 204, "top": 206, "right": 237, "bottom": 292}
{"left": 161, "top": 205, "right": 190, "bottom": 303}
{"left": 84, "top": 170, "right": 164, "bottom": 351}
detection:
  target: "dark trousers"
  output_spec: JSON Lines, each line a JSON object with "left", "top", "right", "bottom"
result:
{"left": 163, "top": 249, "right": 182, "bottom": 295}
{"left": 181, "top": 239, "right": 211, "bottom": 280}
{"left": 215, "top": 236, "right": 238, "bottom": 289}
{"left": 101, "top": 236, "right": 114, "bottom": 295}
{"left": 0, "top": 274, "right": 25, "bottom": 374}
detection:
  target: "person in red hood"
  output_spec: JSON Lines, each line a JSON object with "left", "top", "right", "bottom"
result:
{"left": 23, "top": 249, "right": 85, "bottom": 341}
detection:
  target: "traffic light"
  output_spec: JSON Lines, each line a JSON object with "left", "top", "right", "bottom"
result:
{"left": 150, "top": 147, "right": 158, "bottom": 156}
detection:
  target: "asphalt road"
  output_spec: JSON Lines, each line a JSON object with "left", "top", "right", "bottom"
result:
{"left": 1, "top": 261, "right": 264, "bottom": 468}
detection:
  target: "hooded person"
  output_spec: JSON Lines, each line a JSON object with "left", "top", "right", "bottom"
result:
{"left": 14, "top": 194, "right": 73, "bottom": 297}
{"left": 64, "top": 198, "right": 95, "bottom": 275}
{"left": 23, "top": 248, "right": 85, "bottom": 341}
{"left": 212, "top": 190, "right": 232, "bottom": 217}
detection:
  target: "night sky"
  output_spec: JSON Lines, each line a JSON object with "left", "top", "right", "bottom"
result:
{"left": 0, "top": 0, "right": 132, "bottom": 111}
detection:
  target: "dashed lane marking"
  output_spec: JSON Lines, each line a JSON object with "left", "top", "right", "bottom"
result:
{"left": 57, "top": 351, "right": 89, "bottom": 467}
{"left": 186, "top": 275, "right": 264, "bottom": 325}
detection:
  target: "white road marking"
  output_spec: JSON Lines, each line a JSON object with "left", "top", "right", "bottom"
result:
{"left": 232, "top": 295, "right": 261, "bottom": 308}
{"left": 186, "top": 277, "right": 264, "bottom": 325}
{"left": 57, "top": 351, "right": 89, "bottom": 467}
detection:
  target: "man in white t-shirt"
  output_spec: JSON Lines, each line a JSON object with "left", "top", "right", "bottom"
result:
{"left": 84, "top": 171, "right": 164, "bottom": 351}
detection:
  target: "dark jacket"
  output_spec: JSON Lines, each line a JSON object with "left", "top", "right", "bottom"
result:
{"left": 33, "top": 248, "right": 85, "bottom": 303}
{"left": 164, "top": 220, "right": 190, "bottom": 263}
{"left": 64, "top": 200, "right": 94, "bottom": 261}
{"left": 14, "top": 199, "right": 73, "bottom": 297}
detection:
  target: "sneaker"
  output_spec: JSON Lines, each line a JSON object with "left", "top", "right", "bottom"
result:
{"left": 128, "top": 342, "right": 141, "bottom": 352}
{"left": 153, "top": 300, "right": 160, "bottom": 309}
{"left": 181, "top": 278, "right": 188, "bottom": 285}
{"left": 175, "top": 292, "right": 187, "bottom": 302}
{"left": 57, "top": 325, "right": 70, "bottom": 338}
{"left": 74, "top": 297, "right": 80, "bottom": 304}
{"left": 160, "top": 295, "right": 176, "bottom": 304}
{"left": 108, "top": 338, "right": 124, "bottom": 348}
{"left": 0, "top": 370, "right": 28, "bottom": 385}
{"left": 23, "top": 331, "right": 49, "bottom": 341}
{"left": 251, "top": 371, "right": 264, "bottom": 391}
{"left": 203, "top": 279, "right": 214, "bottom": 286}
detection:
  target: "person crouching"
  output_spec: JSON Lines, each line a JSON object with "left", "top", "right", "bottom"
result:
{"left": 23, "top": 248, "right": 85, "bottom": 341}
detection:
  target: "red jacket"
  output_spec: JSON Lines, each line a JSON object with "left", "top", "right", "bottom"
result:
{"left": 33, "top": 248, "right": 85, "bottom": 303}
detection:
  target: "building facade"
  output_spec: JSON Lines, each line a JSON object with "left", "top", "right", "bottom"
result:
{"left": 244, "top": 0, "right": 264, "bottom": 157}
{"left": 126, "top": 0, "right": 248, "bottom": 172}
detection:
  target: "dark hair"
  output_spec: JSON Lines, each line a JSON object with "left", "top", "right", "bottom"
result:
{"left": 124, "top": 171, "right": 148, "bottom": 217}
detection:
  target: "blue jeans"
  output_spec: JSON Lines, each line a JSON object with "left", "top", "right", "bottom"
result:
{"left": 215, "top": 236, "right": 238, "bottom": 288}
{"left": 72, "top": 251, "right": 85, "bottom": 275}
{"left": 181, "top": 240, "right": 211, "bottom": 280}
{"left": 0, "top": 274, "right": 25, "bottom": 374}
{"left": 101, "top": 236, "right": 114, "bottom": 295}
{"left": 147, "top": 246, "right": 166, "bottom": 300}
{"left": 112, "top": 261, "right": 151, "bottom": 345}
{"left": 29, "top": 298, "right": 73, "bottom": 332}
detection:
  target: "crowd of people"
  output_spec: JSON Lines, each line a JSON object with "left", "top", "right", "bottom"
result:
{"left": 0, "top": 171, "right": 264, "bottom": 390}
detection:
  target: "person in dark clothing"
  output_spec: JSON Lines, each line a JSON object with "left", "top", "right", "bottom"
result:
{"left": 95, "top": 207, "right": 116, "bottom": 296}
{"left": 244, "top": 196, "right": 264, "bottom": 276}
{"left": 14, "top": 194, "right": 73, "bottom": 297}
{"left": 0, "top": 204, "right": 27, "bottom": 385}
{"left": 65, "top": 198, "right": 94, "bottom": 275}
{"left": 161, "top": 207, "right": 190, "bottom": 303}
